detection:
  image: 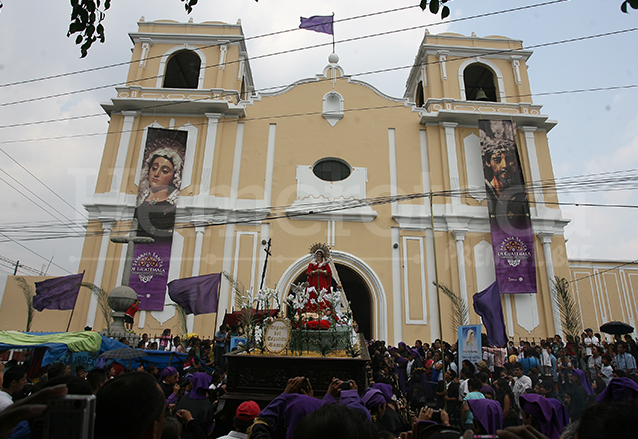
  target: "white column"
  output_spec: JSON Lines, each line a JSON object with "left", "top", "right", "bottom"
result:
{"left": 110, "top": 111, "right": 138, "bottom": 194}
{"left": 139, "top": 38, "right": 153, "bottom": 68}
{"left": 391, "top": 227, "right": 403, "bottom": 344}
{"left": 388, "top": 128, "right": 398, "bottom": 217}
{"left": 442, "top": 122, "right": 461, "bottom": 205}
{"left": 521, "top": 126, "right": 544, "bottom": 211}
{"left": 230, "top": 123, "right": 244, "bottom": 210}
{"left": 510, "top": 56, "right": 522, "bottom": 85}
{"left": 425, "top": 228, "right": 439, "bottom": 340}
{"left": 263, "top": 124, "right": 277, "bottom": 207}
{"left": 452, "top": 229, "right": 470, "bottom": 325}
{"left": 200, "top": 114, "right": 221, "bottom": 195}
{"left": 85, "top": 220, "right": 115, "bottom": 328}
{"left": 186, "top": 224, "right": 206, "bottom": 332}
{"left": 219, "top": 45, "right": 228, "bottom": 70}
{"left": 539, "top": 232, "right": 562, "bottom": 334}
{"left": 420, "top": 130, "right": 431, "bottom": 201}
{"left": 218, "top": 224, "right": 235, "bottom": 316}
{"left": 437, "top": 50, "right": 448, "bottom": 80}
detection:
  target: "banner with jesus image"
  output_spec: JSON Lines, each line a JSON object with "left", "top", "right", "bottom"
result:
{"left": 129, "top": 128, "right": 187, "bottom": 311}
{"left": 479, "top": 120, "right": 537, "bottom": 294}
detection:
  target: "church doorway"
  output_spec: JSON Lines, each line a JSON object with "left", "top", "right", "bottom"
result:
{"left": 291, "top": 263, "right": 373, "bottom": 340}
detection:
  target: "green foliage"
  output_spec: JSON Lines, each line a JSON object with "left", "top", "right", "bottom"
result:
{"left": 434, "top": 282, "right": 469, "bottom": 334}
{"left": 80, "top": 282, "right": 112, "bottom": 333}
{"left": 67, "top": 0, "right": 110, "bottom": 57}
{"left": 621, "top": 0, "right": 638, "bottom": 13}
{"left": 552, "top": 277, "right": 582, "bottom": 344}
{"left": 180, "top": 0, "right": 198, "bottom": 13}
{"left": 420, "top": 0, "right": 451, "bottom": 19}
{"left": 170, "top": 303, "right": 188, "bottom": 337}
{"left": 15, "top": 278, "right": 35, "bottom": 332}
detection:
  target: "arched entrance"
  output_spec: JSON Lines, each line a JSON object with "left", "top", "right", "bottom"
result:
{"left": 277, "top": 250, "right": 388, "bottom": 341}
{"left": 290, "top": 263, "right": 373, "bottom": 340}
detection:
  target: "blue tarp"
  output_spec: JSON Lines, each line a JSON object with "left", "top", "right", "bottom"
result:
{"left": 0, "top": 332, "right": 193, "bottom": 371}
{"left": 0, "top": 332, "right": 128, "bottom": 366}
{"left": 99, "top": 350, "right": 189, "bottom": 370}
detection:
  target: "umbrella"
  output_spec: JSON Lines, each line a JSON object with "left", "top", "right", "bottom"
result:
{"left": 99, "top": 347, "right": 148, "bottom": 360}
{"left": 600, "top": 321, "right": 634, "bottom": 335}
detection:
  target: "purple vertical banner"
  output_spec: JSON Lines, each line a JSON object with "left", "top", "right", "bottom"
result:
{"left": 479, "top": 120, "right": 537, "bottom": 294}
{"left": 130, "top": 128, "right": 187, "bottom": 311}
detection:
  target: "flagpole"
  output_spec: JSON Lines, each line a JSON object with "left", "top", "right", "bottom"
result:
{"left": 332, "top": 13, "right": 335, "bottom": 53}
{"left": 430, "top": 193, "right": 447, "bottom": 413}
{"left": 66, "top": 306, "right": 76, "bottom": 332}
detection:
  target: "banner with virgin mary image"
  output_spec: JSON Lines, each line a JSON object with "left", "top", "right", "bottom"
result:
{"left": 129, "top": 128, "right": 187, "bottom": 311}
{"left": 479, "top": 120, "right": 537, "bottom": 294}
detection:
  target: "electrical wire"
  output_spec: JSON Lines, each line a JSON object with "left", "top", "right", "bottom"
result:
{"left": 0, "top": 148, "right": 89, "bottom": 220}
{"left": 2, "top": 168, "right": 638, "bottom": 243}
{"left": 0, "top": 3, "right": 425, "bottom": 89}
{"left": 0, "top": 0, "right": 570, "bottom": 109}
{"left": 2, "top": 23, "right": 637, "bottom": 142}
{"left": 0, "top": 230, "right": 73, "bottom": 274}
{"left": 0, "top": 173, "right": 84, "bottom": 237}
{"left": 0, "top": 4, "right": 629, "bottom": 140}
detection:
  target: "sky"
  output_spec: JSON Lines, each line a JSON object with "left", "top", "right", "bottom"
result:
{"left": 0, "top": 0, "right": 637, "bottom": 276}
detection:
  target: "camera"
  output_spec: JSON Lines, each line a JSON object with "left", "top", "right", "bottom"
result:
{"left": 430, "top": 409, "right": 441, "bottom": 423}
{"left": 32, "top": 395, "right": 95, "bottom": 439}
{"left": 341, "top": 381, "right": 351, "bottom": 390}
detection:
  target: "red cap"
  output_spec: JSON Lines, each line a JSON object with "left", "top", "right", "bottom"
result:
{"left": 236, "top": 400, "right": 260, "bottom": 422}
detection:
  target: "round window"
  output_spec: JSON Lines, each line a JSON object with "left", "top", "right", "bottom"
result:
{"left": 312, "top": 158, "right": 351, "bottom": 182}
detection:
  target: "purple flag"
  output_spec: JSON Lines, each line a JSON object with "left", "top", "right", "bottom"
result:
{"left": 473, "top": 281, "right": 508, "bottom": 347}
{"left": 299, "top": 15, "right": 334, "bottom": 35}
{"left": 33, "top": 272, "right": 85, "bottom": 311}
{"left": 168, "top": 273, "right": 221, "bottom": 315}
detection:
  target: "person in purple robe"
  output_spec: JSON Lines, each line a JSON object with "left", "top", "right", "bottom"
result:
{"left": 251, "top": 376, "right": 371, "bottom": 439}
{"left": 370, "top": 382, "right": 411, "bottom": 436}
{"left": 595, "top": 376, "right": 638, "bottom": 402}
{"left": 174, "top": 372, "right": 214, "bottom": 438}
{"left": 519, "top": 393, "right": 567, "bottom": 439}
{"left": 159, "top": 366, "right": 179, "bottom": 399}
{"left": 391, "top": 345, "right": 408, "bottom": 395}
{"left": 467, "top": 398, "right": 503, "bottom": 435}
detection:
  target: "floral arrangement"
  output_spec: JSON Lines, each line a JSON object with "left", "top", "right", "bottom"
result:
{"left": 231, "top": 282, "right": 358, "bottom": 358}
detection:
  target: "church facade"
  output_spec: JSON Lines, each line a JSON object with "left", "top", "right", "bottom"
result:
{"left": 1, "top": 19, "right": 634, "bottom": 344}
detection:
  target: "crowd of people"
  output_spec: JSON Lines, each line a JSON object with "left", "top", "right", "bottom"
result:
{"left": 0, "top": 326, "right": 637, "bottom": 439}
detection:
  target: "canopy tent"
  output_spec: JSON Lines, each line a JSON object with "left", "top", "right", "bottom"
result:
{"left": 0, "top": 330, "right": 127, "bottom": 366}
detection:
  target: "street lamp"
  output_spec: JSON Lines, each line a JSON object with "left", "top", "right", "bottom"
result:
{"left": 110, "top": 219, "right": 154, "bottom": 287}
{"left": 107, "top": 219, "right": 155, "bottom": 335}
